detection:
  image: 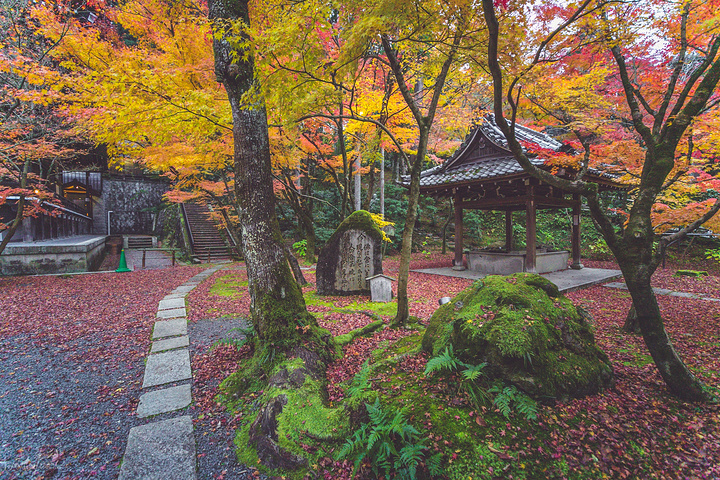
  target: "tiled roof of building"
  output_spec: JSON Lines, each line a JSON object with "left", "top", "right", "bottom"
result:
{"left": 418, "top": 156, "right": 546, "bottom": 188}
{"left": 405, "top": 114, "right": 619, "bottom": 189}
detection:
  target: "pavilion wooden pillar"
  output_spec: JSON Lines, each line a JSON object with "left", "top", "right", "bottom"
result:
{"left": 453, "top": 189, "right": 465, "bottom": 270}
{"left": 571, "top": 194, "right": 583, "bottom": 269}
{"left": 525, "top": 184, "right": 536, "bottom": 273}
{"left": 505, "top": 210, "right": 513, "bottom": 252}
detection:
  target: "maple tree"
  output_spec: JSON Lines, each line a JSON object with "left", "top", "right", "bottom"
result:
{"left": 482, "top": 0, "right": 720, "bottom": 401}
{"left": 273, "top": 0, "right": 485, "bottom": 326}
{"left": 30, "top": 0, "right": 247, "bottom": 240}
{"left": 0, "top": 0, "right": 88, "bottom": 254}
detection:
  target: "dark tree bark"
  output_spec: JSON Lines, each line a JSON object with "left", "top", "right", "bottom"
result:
{"left": 624, "top": 304, "right": 640, "bottom": 334}
{"left": 441, "top": 199, "right": 453, "bottom": 255}
{"left": 381, "top": 25, "right": 465, "bottom": 327}
{"left": 208, "top": 0, "right": 325, "bottom": 354}
{"left": 0, "top": 160, "right": 30, "bottom": 256}
{"left": 277, "top": 170, "right": 318, "bottom": 264}
{"left": 362, "top": 160, "right": 376, "bottom": 212}
{"left": 285, "top": 245, "right": 308, "bottom": 286}
{"left": 481, "top": 0, "right": 720, "bottom": 401}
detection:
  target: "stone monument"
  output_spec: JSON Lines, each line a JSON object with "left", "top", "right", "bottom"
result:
{"left": 316, "top": 210, "right": 384, "bottom": 296}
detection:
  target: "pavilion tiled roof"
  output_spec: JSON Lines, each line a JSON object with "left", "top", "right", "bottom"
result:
{"left": 404, "top": 114, "right": 619, "bottom": 190}
{"left": 418, "top": 156, "right": 546, "bottom": 188}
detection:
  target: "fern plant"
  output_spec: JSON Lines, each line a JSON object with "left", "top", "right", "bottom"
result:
{"left": 336, "top": 399, "right": 441, "bottom": 480}
{"left": 347, "top": 360, "right": 373, "bottom": 399}
{"left": 488, "top": 384, "right": 539, "bottom": 421}
{"left": 424, "top": 345, "right": 464, "bottom": 374}
{"left": 424, "top": 346, "right": 489, "bottom": 408}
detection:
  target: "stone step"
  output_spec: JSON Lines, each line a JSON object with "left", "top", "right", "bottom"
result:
{"left": 118, "top": 416, "right": 196, "bottom": 480}
{"left": 152, "top": 318, "right": 188, "bottom": 339}
{"left": 137, "top": 384, "right": 192, "bottom": 418}
{"left": 142, "top": 348, "right": 192, "bottom": 389}
{"left": 183, "top": 202, "right": 233, "bottom": 263}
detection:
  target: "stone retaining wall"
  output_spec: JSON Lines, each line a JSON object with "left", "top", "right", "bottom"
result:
{"left": 0, "top": 236, "right": 107, "bottom": 276}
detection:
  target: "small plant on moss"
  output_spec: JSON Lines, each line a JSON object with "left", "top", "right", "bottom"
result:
{"left": 488, "top": 383, "right": 538, "bottom": 421}
{"left": 424, "top": 346, "right": 489, "bottom": 408}
{"left": 421, "top": 237, "right": 431, "bottom": 257}
{"left": 292, "top": 239, "right": 307, "bottom": 257}
{"left": 336, "top": 399, "right": 442, "bottom": 479}
{"left": 705, "top": 247, "right": 720, "bottom": 264}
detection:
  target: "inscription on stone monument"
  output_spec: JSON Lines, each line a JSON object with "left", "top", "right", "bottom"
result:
{"left": 335, "top": 231, "right": 373, "bottom": 292}
{"left": 316, "top": 210, "right": 384, "bottom": 296}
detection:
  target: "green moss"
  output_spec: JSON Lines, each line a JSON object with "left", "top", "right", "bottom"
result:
{"left": 622, "top": 353, "right": 654, "bottom": 367}
{"left": 447, "top": 443, "right": 528, "bottom": 480}
{"left": 274, "top": 376, "right": 350, "bottom": 445}
{"left": 422, "top": 273, "right": 613, "bottom": 400}
{"left": 370, "top": 333, "right": 423, "bottom": 363}
{"left": 335, "top": 319, "right": 384, "bottom": 348}
{"left": 674, "top": 269, "right": 708, "bottom": 277}
{"left": 303, "top": 291, "right": 334, "bottom": 308}
{"left": 233, "top": 424, "right": 260, "bottom": 468}
{"left": 228, "top": 356, "right": 350, "bottom": 478}
{"left": 209, "top": 273, "right": 248, "bottom": 297}
{"left": 219, "top": 353, "right": 267, "bottom": 400}
{"left": 323, "top": 210, "right": 385, "bottom": 247}
{"left": 253, "top": 280, "right": 335, "bottom": 364}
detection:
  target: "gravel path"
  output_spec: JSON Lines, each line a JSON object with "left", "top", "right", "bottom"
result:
{"left": 0, "top": 330, "right": 144, "bottom": 480}
{"left": 0, "top": 266, "right": 203, "bottom": 480}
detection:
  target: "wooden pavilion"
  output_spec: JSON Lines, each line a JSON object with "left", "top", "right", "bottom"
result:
{"left": 413, "top": 115, "right": 624, "bottom": 274}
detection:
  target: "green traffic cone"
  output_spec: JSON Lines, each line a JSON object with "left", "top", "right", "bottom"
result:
{"left": 116, "top": 248, "right": 131, "bottom": 272}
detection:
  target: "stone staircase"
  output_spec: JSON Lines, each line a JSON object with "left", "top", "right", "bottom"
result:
{"left": 182, "top": 203, "right": 234, "bottom": 263}
{"left": 126, "top": 236, "right": 154, "bottom": 249}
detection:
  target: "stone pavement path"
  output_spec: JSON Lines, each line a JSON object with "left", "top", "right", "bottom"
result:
{"left": 603, "top": 282, "right": 720, "bottom": 302}
{"left": 118, "top": 266, "right": 223, "bottom": 480}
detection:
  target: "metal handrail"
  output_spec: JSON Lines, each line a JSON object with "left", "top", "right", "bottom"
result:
{"left": 180, "top": 203, "right": 195, "bottom": 251}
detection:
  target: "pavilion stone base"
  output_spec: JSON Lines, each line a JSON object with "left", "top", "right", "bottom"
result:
{"left": 0, "top": 236, "right": 107, "bottom": 276}
{"left": 466, "top": 250, "right": 570, "bottom": 275}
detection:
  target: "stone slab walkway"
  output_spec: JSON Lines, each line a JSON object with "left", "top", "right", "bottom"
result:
{"left": 118, "top": 265, "right": 224, "bottom": 480}
{"left": 137, "top": 385, "right": 193, "bottom": 418}
{"left": 603, "top": 282, "right": 720, "bottom": 302}
{"left": 118, "top": 416, "right": 196, "bottom": 480}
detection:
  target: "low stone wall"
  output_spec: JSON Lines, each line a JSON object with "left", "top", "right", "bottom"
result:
{"left": 0, "top": 235, "right": 108, "bottom": 276}
{"left": 466, "top": 250, "right": 569, "bottom": 275}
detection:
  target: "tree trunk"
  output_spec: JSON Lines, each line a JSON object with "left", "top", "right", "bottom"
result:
{"left": 623, "top": 304, "right": 640, "bottom": 334}
{"left": 441, "top": 199, "right": 453, "bottom": 255}
{"left": 0, "top": 159, "right": 30, "bottom": 256}
{"left": 208, "top": 0, "right": 325, "bottom": 354}
{"left": 612, "top": 233, "right": 709, "bottom": 401}
{"left": 303, "top": 224, "right": 317, "bottom": 264}
{"left": 0, "top": 195, "right": 26, "bottom": 256}
{"left": 362, "top": 158, "right": 376, "bottom": 212}
{"left": 285, "top": 245, "right": 308, "bottom": 286}
{"left": 391, "top": 131, "right": 428, "bottom": 327}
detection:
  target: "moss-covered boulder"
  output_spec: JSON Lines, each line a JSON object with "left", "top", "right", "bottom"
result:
{"left": 422, "top": 273, "right": 614, "bottom": 401}
{"left": 316, "top": 210, "right": 384, "bottom": 296}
